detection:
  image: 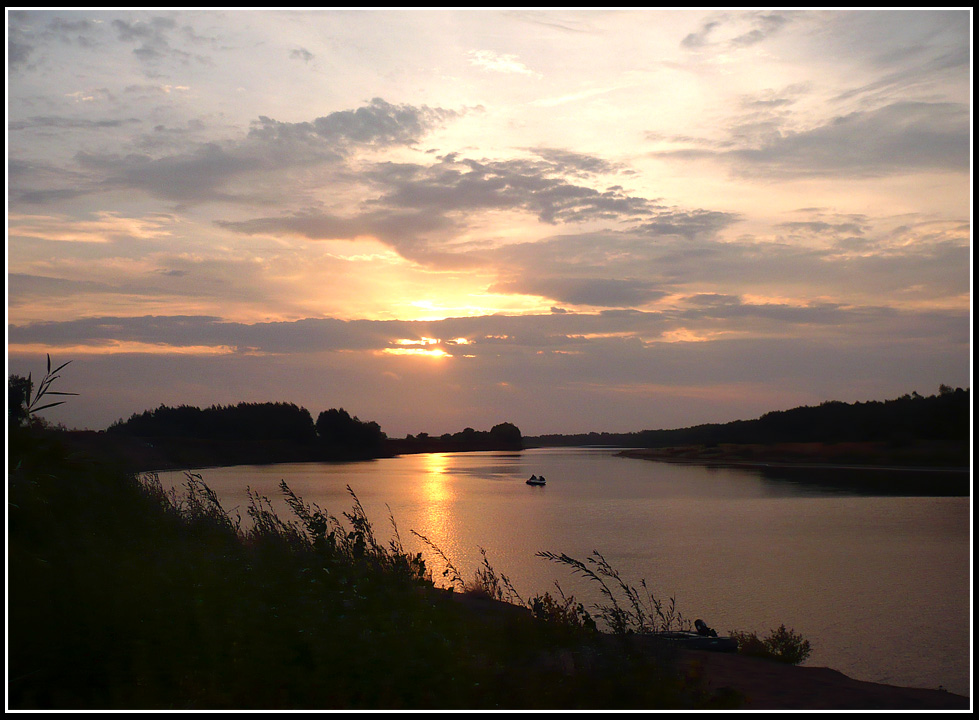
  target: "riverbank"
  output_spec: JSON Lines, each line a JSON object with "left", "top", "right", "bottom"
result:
{"left": 445, "top": 592, "right": 969, "bottom": 709}
{"left": 618, "top": 442, "right": 970, "bottom": 495}
{"left": 675, "top": 646, "right": 969, "bottom": 709}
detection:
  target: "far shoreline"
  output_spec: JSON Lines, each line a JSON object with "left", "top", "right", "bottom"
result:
{"left": 617, "top": 446, "right": 970, "bottom": 474}
{"left": 616, "top": 445, "right": 969, "bottom": 496}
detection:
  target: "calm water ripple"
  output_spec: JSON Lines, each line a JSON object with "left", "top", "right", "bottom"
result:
{"left": 159, "top": 447, "right": 971, "bottom": 697}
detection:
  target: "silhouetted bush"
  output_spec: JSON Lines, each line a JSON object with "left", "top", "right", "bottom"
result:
{"left": 730, "top": 625, "right": 813, "bottom": 665}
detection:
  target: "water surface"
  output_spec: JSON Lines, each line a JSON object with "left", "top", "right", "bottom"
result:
{"left": 159, "top": 447, "right": 971, "bottom": 697}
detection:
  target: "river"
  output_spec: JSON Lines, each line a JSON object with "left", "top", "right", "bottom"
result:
{"left": 158, "top": 447, "right": 971, "bottom": 697}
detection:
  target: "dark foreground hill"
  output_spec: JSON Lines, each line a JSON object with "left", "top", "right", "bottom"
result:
{"left": 7, "top": 426, "right": 969, "bottom": 710}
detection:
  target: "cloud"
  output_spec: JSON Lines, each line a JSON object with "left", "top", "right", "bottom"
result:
{"left": 290, "top": 47, "right": 314, "bottom": 63}
{"left": 468, "top": 50, "right": 541, "bottom": 77}
{"left": 7, "top": 14, "right": 37, "bottom": 69}
{"left": 489, "top": 210, "right": 968, "bottom": 308}
{"left": 730, "top": 12, "right": 789, "bottom": 47}
{"left": 634, "top": 209, "right": 741, "bottom": 240}
{"left": 9, "top": 300, "right": 968, "bottom": 362}
{"left": 247, "top": 98, "right": 459, "bottom": 148}
{"left": 64, "top": 98, "right": 458, "bottom": 205}
{"left": 215, "top": 209, "right": 459, "bottom": 264}
{"left": 835, "top": 44, "right": 970, "bottom": 103}
{"left": 681, "top": 20, "right": 721, "bottom": 48}
{"left": 218, "top": 147, "right": 659, "bottom": 264}
{"left": 371, "top": 152, "right": 655, "bottom": 225}
{"left": 659, "top": 101, "right": 969, "bottom": 177}
{"left": 112, "top": 16, "right": 191, "bottom": 63}
{"left": 9, "top": 116, "right": 142, "bottom": 131}
{"left": 524, "top": 147, "right": 626, "bottom": 177}
{"left": 8, "top": 211, "right": 173, "bottom": 244}
{"left": 681, "top": 12, "right": 791, "bottom": 50}
{"left": 76, "top": 143, "right": 273, "bottom": 204}
{"left": 8, "top": 159, "right": 105, "bottom": 206}
{"left": 489, "top": 277, "right": 669, "bottom": 308}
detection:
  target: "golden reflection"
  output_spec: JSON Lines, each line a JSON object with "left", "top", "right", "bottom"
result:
{"left": 421, "top": 453, "right": 454, "bottom": 504}
{"left": 414, "top": 452, "right": 460, "bottom": 587}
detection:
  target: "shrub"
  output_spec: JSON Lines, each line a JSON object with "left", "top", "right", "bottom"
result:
{"left": 530, "top": 586, "right": 597, "bottom": 632}
{"left": 731, "top": 624, "right": 812, "bottom": 664}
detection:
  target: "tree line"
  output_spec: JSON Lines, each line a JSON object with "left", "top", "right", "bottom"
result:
{"left": 390, "top": 422, "right": 523, "bottom": 453}
{"left": 530, "top": 385, "right": 970, "bottom": 450}
{"left": 105, "top": 402, "right": 387, "bottom": 460}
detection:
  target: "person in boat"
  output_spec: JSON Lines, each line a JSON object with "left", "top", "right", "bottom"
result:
{"left": 530, "top": 474, "right": 538, "bottom": 482}
{"left": 695, "top": 619, "right": 718, "bottom": 638}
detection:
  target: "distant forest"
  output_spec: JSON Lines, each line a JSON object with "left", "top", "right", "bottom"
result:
{"left": 529, "top": 386, "right": 970, "bottom": 451}
{"left": 104, "top": 402, "right": 523, "bottom": 465}
{"left": 107, "top": 403, "right": 386, "bottom": 461}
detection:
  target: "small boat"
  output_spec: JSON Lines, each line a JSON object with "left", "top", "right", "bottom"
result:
{"left": 526, "top": 474, "right": 546, "bottom": 486}
{"left": 650, "top": 630, "right": 738, "bottom": 653}
{"left": 651, "top": 619, "right": 738, "bottom": 652}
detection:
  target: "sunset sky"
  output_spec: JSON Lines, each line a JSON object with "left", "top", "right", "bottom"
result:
{"left": 6, "top": 9, "right": 972, "bottom": 436}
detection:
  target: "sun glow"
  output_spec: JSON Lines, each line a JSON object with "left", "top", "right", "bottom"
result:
{"left": 382, "top": 347, "right": 450, "bottom": 358}
{"left": 383, "top": 336, "right": 464, "bottom": 358}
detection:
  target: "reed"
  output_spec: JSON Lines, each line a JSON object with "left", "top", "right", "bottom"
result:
{"left": 537, "top": 550, "right": 692, "bottom": 635}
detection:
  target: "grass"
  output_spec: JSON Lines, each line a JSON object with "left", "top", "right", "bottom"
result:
{"left": 537, "top": 550, "right": 693, "bottom": 636}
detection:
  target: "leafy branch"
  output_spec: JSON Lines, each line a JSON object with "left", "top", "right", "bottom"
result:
{"left": 26, "top": 354, "right": 79, "bottom": 415}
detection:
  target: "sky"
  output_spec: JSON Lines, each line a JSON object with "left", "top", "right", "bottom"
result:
{"left": 6, "top": 9, "right": 973, "bottom": 437}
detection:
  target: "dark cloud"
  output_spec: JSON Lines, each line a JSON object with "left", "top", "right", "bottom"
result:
{"left": 76, "top": 143, "right": 270, "bottom": 204}
{"left": 216, "top": 209, "right": 459, "bottom": 264}
{"left": 9, "top": 40, "right": 35, "bottom": 66}
{"left": 372, "top": 153, "right": 656, "bottom": 225}
{"left": 134, "top": 120, "right": 208, "bottom": 151}
{"left": 112, "top": 16, "right": 190, "bottom": 63}
{"left": 64, "top": 98, "right": 460, "bottom": 204}
{"left": 523, "top": 147, "right": 626, "bottom": 177}
{"left": 248, "top": 98, "right": 459, "bottom": 148}
{"left": 9, "top": 116, "right": 142, "bottom": 131}
{"left": 290, "top": 47, "right": 314, "bottom": 63}
{"left": 7, "top": 159, "right": 101, "bottom": 205}
{"left": 681, "top": 20, "right": 721, "bottom": 48}
{"left": 48, "top": 17, "right": 99, "bottom": 39}
{"left": 634, "top": 209, "right": 741, "bottom": 240}
{"left": 7, "top": 15, "right": 38, "bottom": 69}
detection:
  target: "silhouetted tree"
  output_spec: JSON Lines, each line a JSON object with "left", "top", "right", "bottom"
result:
{"left": 8, "top": 375, "right": 32, "bottom": 427}
{"left": 315, "top": 408, "right": 386, "bottom": 458}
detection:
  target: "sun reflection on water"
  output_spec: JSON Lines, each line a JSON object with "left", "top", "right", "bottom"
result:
{"left": 413, "top": 453, "right": 460, "bottom": 582}
{"left": 420, "top": 452, "right": 454, "bottom": 502}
